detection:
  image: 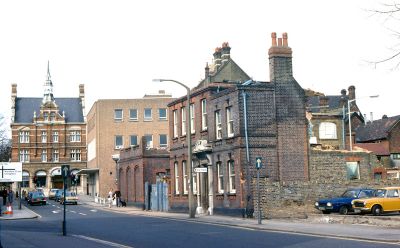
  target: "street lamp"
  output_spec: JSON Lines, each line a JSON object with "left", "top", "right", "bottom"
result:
{"left": 348, "top": 95, "right": 379, "bottom": 151}
{"left": 152, "top": 79, "right": 195, "bottom": 218}
{"left": 112, "top": 154, "right": 120, "bottom": 189}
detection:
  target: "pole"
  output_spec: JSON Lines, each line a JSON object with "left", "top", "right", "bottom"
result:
{"left": 257, "top": 168, "right": 261, "bottom": 224}
{"left": 18, "top": 182, "right": 22, "bottom": 210}
{"left": 62, "top": 176, "right": 66, "bottom": 236}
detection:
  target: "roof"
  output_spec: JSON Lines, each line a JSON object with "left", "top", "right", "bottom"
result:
{"left": 355, "top": 115, "right": 400, "bottom": 142}
{"left": 14, "top": 97, "right": 84, "bottom": 123}
{"left": 306, "top": 95, "right": 345, "bottom": 113}
{"left": 354, "top": 143, "right": 390, "bottom": 156}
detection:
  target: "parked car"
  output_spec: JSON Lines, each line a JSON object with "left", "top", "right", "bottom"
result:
{"left": 314, "top": 188, "right": 375, "bottom": 215}
{"left": 48, "top": 189, "right": 61, "bottom": 200}
{"left": 54, "top": 190, "right": 63, "bottom": 202}
{"left": 352, "top": 186, "right": 400, "bottom": 215}
{"left": 28, "top": 191, "right": 47, "bottom": 206}
{"left": 60, "top": 191, "right": 78, "bottom": 205}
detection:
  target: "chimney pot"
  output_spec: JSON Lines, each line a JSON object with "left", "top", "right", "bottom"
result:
{"left": 282, "top": 32, "right": 288, "bottom": 47}
{"left": 271, "top": 32, "right": 277, "bottom": 46}
{"left": 278, "top": 38, "right": 283, "bottom": 47}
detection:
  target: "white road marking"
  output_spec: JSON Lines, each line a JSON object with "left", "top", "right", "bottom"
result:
{"left": 52, "top": 210, "right": 60, "bottom": 214}
{"left": 79, "top": 213, "right": 87, "bottom": 216}
{"left": 72, "top": 235, "right": 134, "bottom": 248}
{"left": 70, "top": 211, "right": 76, "bottom": 213}
{"left": 90, "top": 209, "right": 97, "bottom": 212}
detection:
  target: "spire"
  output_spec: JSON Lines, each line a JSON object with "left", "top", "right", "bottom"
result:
{"left": 43, "top": 60, "right": 55, "bottom": 104}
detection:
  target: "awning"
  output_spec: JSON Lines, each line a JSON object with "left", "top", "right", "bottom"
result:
{"left": 76, "top": 168, "right": 99, "bottom": 175}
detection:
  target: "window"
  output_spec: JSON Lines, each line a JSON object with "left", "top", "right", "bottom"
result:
{"left": 192, "top": 161, "right": 197, "bottom": 194}
{"left": 22, "top": 171, "right": 30, "bottom": 188}
{"left": 190, "top": 104, "right": 195, "bottom": 134}
{"left": 144, "top": 135, "right": 153, "bottom": 149}
{"left": 392, "top": 154, "right": 400, "bottom": 160}
{"left": 346, "top": 162, "right": 360, "bottom": 180}
{"left": 50, "top": 112, "right": 55, "bottom": 122}
{"left": 215, "top": 110, "right": 222, "bottom": 140}
{"left": 130, "top": 135, "right": 138, "bottom": 146}
{"left": 319, "top": 122, "right": 337, "bottom": 139}
{"left": 70, "top": 149, "right": 81, "bottom": 161}
{"left": 41, "top": 149, "right": 47, "bottom": 162}
{"left": 41, "top": 131, "right": 47, "bottom": 143}
{"left": 114, "top": 109, "right": 123, "bottom": 121}
{"left": 19, "top": 131, "right": 30, "bottom": 143}
{"left": 144, "top": 108, "right": 152, "bottom": 121}
{"left": 159, "top": 134, "right": 167, "bottom": 148}
{"left": 181, "top": 107, "right": 186, "bottom": 136}
{"left": 43, "top": 112, "right": 49, "bottom": 121}
{"left": 387, "top": 189, "right": 399, "bottom": 198}
{"left": 115, "top": 135, "right": 123, "bottom": 149}
{"left": 173, "top": 110, "right": 178, "bottom": 138}
{"left": 217, "top": 162, "right": 224, "bottom": 193}
{"left": 52, "top": 131, "right": 59, "bottom": 143}
{"left": 129, "top": 109, "right": 138, "bottom": 121}
{"left": 159, "top": 108, "right": 167, "bottom": 120}
{"left": 226, "top": 107, "right": 234, "bottom": 137}
{"left": 70, "top": 130, "right": 81, "bottom": 142}
{"left": 53, "top": 149, "right": 59, "bottom": 162}
{"left": 201, "top": 99, "right": 207, "bottom": 131}
{"left": 228, "top": 161, "right": 236, "bottom": 193}
{"left": 182, "top": 161, "right": 188, "bottom": 194}
{"left": 174, "top": 162, "right": 179, "bottom": 194}
{"left": 19, "top": 149, "right": 29, "bottom": 162}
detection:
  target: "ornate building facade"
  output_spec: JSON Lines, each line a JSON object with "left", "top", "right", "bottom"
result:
{"left": 10, "top": 64, "right": 87, "bottom": 195}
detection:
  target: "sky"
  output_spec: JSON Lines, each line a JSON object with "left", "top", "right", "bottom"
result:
{"left": 0, "top": 0, "right": 399, "bottom": 132}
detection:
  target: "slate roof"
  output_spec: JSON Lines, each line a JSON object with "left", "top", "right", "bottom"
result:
{"left": 14, "top": 97, "right": 84, "bottom": 123}
{"left": 355, "top": 115, "right": 400, "bottom": 142}
{"left": 306, "top": 95, "right": 345, "bottom": 113}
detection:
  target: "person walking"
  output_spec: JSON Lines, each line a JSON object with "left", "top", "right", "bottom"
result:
{"left": 108, "top": 188, "right": 113, "bottom": 208}
{"left": 8, "top": 189, "right": 14, "bottom": 204}
{"left": 2, "top": 189, "right": 7, "bottom": 205}
{"left": 114, "top": 189, "right": 121, "bottom": 207}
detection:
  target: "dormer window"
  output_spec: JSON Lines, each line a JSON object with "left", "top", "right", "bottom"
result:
{"left": 43, "top": 112, "right": 49, "bottom": 121}
{"left": 50, "top": 112, "right": 55, "bottom": 122}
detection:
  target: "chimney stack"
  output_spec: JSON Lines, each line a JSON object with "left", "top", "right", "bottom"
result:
{"left": 268, "top": 32, "right": 293, "bottom": 82}
{"left": 221, "top": 42, "right": 231, "bottom": 64}
{"left": 11, "top": 83, "right": 17, "bottom": 123}
{"left": 213, "top": 47, "right": 222, "bottom": 72}
{"left": 348, "top": 85, "right": 355, "bottom": 101}
{"left": 339, "top": 89, "right": 347, "bottom": 107}
{"left": 79, "top": 84, "right": 86, "bottom": 120}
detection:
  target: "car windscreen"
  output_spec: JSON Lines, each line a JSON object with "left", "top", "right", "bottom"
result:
{"left": 341, "top": 190, "right": 359, "bottom": 198}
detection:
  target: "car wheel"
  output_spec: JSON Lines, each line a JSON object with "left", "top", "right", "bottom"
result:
{"left": 322, "top": 210, "right": 331, "bottom": 214}
{"left": 339, "top": 206, "right": 349, "bottom": 215}
{"left": 372, "top": 205, "right": 382, "bottom": 216}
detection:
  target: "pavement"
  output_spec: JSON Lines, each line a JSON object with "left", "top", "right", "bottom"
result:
{"left": 1, "top": 195, "right": 400, "bottom": 246}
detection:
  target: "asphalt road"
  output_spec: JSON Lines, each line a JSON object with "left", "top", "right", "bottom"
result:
{"left": 1, "top": 201, "right": 399, "bottom": 248}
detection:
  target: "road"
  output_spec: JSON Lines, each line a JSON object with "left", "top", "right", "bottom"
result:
{"left": 1, "top": 201, "right": 399, "bottom": 248}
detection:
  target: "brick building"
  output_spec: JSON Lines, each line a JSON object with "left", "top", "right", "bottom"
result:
{"left": 10, "top": 64, "right": 87, "bottom": 195}
{"left": 168, "top": 33, "right": 309, "bottom": 216}
{"left": 306, "top": 86, "right": 364, "bottom": 150}
{"left": 85, "top": 91, "right": 174, "bottom": 198}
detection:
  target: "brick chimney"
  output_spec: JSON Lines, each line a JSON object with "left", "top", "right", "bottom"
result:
{"left": 339, "top": 89, "right": 347, "bottom": 107}
{"left": 11, "top": 83, "right": 17, "bottom": 122}
{"left": 213, "top": 47, "right": 222, "bottom": 72}
{"left": 221, "top": 42, "right": 231, "bottom": 64}
{"left": 79, "top": 84, "right": 86, "bottom": 120}
{"left": 348, "top": 85, "right": 355, "bottom": 101}
{"left": 268, "top": 32, "right": 293, "bottom": 82}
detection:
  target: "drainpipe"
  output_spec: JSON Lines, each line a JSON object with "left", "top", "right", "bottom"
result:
{"left": 242, "top": 85, "right": 253, "bottom": 217}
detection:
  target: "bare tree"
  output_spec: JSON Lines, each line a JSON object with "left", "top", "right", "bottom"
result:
{"left": 368, "top": 1, "right": 400, "bottom": 68}
{"left": 0, "top": 114, "right": 11, "bottom": 162}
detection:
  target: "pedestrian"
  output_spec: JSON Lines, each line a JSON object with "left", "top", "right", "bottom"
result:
{"left": 108, "top": 188, "right": 113, "bottom": 208}
{"left": 114, "top": 189, "right": 121, "bottom": 207}
{"left": 2, "top": 189, "right": 7, "bottom": 205}
{"left": 8, "top": 189, "right": 14, "bottom": 204}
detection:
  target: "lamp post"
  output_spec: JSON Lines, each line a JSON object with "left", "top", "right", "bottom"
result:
{"left": 348, "top": 95, "right": 379, "bottom": 151}
{"left": 17, "top": 126, "right": 30, "bottom": 210}
{"left": 112, "top": 154, "right": 120, "bottom": 189}
{"left": 153, "top": 79, "right": 195, "bottom": 218}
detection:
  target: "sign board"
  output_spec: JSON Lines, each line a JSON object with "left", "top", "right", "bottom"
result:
{"left": 194, "top": 167, "right": 208, "bottom": 173}
{"left": 0, "top": 162, "right": 22, "bottom": 182}
{"left": 61, "top": 164, "right": 70, "bottom": 178}
{"left": 255, "top": 157, "right": 262, "bottom": 170}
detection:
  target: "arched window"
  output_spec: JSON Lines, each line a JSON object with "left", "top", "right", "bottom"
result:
{"left": 319, "top": 122, "right": 337, "bottom": 139}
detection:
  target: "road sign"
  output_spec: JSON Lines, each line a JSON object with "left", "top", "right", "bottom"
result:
{"left": 0, "top": 162, "right": 22, "bottom": 182}
{"left": 194, "top": 167, "right": 207, "bottom": 173}
{"left": 61, "top": 164, "right": 70, "bottom": 178}
{"left": 255, "top": 157, "right": 262, "bottom": 170}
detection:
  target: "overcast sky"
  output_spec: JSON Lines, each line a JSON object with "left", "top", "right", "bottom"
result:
{"left": 1, "top": 0, "right": 398, "bottom": 130}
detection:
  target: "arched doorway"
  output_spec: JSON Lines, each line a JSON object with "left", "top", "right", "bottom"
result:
{"left": 134, "top": 166, "right": 140, "bottom": 202}
{"left": 22, "top": 171, "right": 30, "bottom": 188}
{"left": 35, "top": 170, "right": 47, "bottom": 188}
{"left": 50, "top": 167, "right": 63, "bottom": 189}
{"left": 126, "top": 167, "right": 131, "bottom": 202}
